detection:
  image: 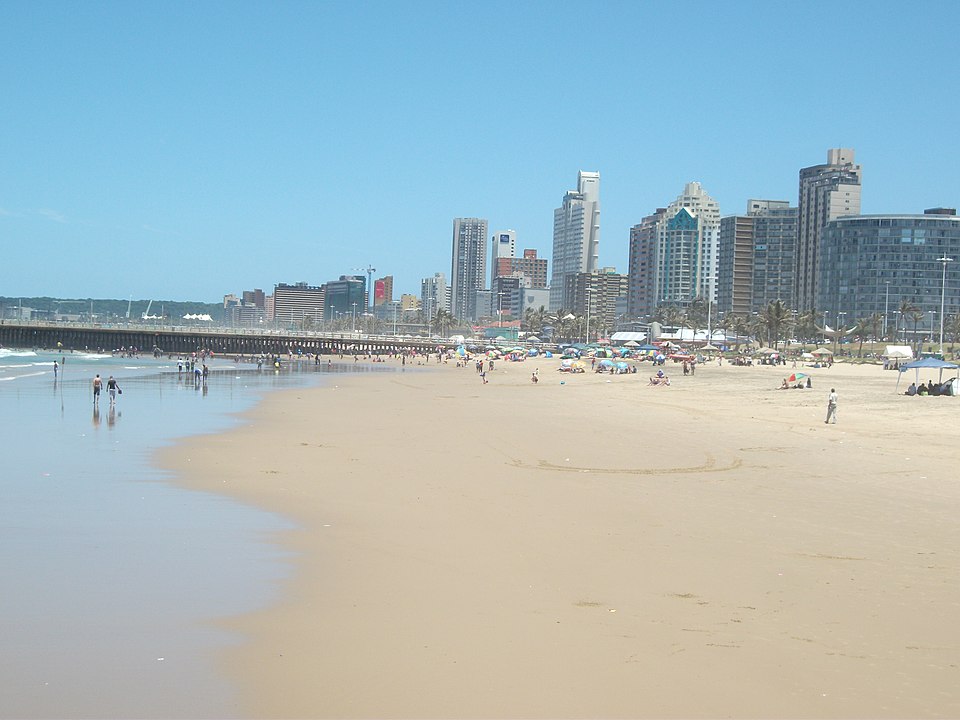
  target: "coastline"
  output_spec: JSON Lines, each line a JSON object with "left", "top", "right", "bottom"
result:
{"left": 159, "top": 356, "right": 960, "bottom": 718}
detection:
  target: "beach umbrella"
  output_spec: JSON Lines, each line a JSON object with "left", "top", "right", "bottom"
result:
{"left": 598, "top": 358, "right": 614, "bottom": 367}
{"left": 811, "top": 347, "right": 833, "bottom": 356}
{"left": 786, "top": 372, "right": 807, "bottom": 383}
{"left": 624, "top": 340, "right": 640, "bottom": 347}
{"left": 615, "top": 361, "right": 629, "bottom": 372}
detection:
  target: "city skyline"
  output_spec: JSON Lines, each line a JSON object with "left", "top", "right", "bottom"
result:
{"left": 2, "top": 2, "right": 959, "bottom": 302}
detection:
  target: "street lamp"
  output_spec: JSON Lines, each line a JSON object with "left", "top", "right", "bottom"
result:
{"left": 883, "top": 281, "right": 890, "bottom": 340}
{"left": 938, "top": 256, "right": 953, "bottom": 355}
{"left": 584, "top": 287, "right": 593, "bottom": 344}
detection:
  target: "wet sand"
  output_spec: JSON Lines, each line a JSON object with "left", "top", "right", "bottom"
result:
{"left": 160, "top": 356, "right": 960, "bottom": 718}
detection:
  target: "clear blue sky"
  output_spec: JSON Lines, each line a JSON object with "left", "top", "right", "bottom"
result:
{"left": 2, "top": 1, "right": 957, "bottom": 302}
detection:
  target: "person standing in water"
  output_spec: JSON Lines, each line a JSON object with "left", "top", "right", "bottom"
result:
{"left": 106, "top": 375, "right": 121, "bottom": 405}
{"left": 92, "top": 374, "right": 102, "bottom": 404}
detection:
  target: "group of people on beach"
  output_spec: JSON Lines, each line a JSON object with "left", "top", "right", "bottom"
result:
{"left": 904, "top": 380, "right": 954, "bottom": 396}
{"left": 92, "top": 374, "right": 121, "bottom": 405}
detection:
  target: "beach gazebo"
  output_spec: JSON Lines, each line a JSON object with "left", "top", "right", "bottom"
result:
{"left": 895, "top": 357, "right": 960, "bottom": 393}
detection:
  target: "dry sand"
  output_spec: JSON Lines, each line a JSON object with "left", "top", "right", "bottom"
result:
{"left": 159, "top": 355, "right": 960, "bottom": 718}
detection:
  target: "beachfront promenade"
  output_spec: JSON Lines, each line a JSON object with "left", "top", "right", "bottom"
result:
{"left": 0, "top": 320, "right": 451, "bottom": 356}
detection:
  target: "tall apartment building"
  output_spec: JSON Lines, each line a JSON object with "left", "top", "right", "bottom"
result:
{"left": 490, "top": 230, "right": 516, "bottom": 287}
{"left": 818, "top": 209, "right": 960, "bottom": 329}
{"left": 626, "top": 183, "right": 720, "bottom": 318}
{"left": 550, "top": 171, "right": 600, "bottom": 310}
{"left": 627, "top": 207, "right": 666, "bottom": 319}
{"left": 273, "top": 282, "right": 324, "bottom": 326}
{"left": 493, "top": 248, "right": 549, "bottom": 289}
{"left": 717, "top": 200, "right": 798, "bottom": 317}
{"left": 796, "top": 148, "right": 862, "bottom": 310}
{"left": 565, "top": 268, "right": 629, "bottom": 338}
{"left": 421, "top": 272, "right": 450, "bottom": 322}
{"left": 373, "top": 275, "right": 393, "bottom": 307}
{"left": 450, "top": 217, "right": 488, "bottom": 321}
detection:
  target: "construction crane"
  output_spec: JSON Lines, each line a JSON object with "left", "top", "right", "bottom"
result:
{"left": 352, "top": 265, "right": 376, "bottom": 314}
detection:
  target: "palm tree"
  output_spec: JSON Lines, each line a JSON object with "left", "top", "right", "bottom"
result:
{"left": 523, "top": 305, "right": 548, "bottom": 336}
{"left": 796, "top": 308, "right": 821, "bottom": 346}
{"left": 867, "top": 312, "right": 884, "bottom": 347}
{"left": 946, "top": 312, "right": 960, "bottom": 353}
{"left": 852, "top": 316, "right": 872, "bottom": 357}
{"left": 686, "top": 296, "right": 708, "bottom": 341}
{"left": 728, "top": 313, "right": 750, "bottom": 350}
{"left": 908, "top": 309, "right": 925, "bottom": 352}
{"left": 549, "top": 308, "right": 576, "bottom": 343}
{"left": 761, "top": 300, "right": 793, "bottom": 350}
{"left": 748, "top": 314, "right": 767, "bottom": 347}
{"left": 431, "top": 307, "right": 455, "bottom": 337}
{"left": 897, "top": 299, "right": 919, "bottom": 344}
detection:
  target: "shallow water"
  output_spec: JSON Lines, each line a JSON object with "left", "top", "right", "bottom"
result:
{"left": 0, "top": 349, "right": 382, "bottom": 718}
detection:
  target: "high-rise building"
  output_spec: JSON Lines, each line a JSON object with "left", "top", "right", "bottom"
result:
{"left": 550, "top": 171, "right": 600, "bottom": 310}
{"left": 626, "top": 183, "right": 720, "bottom": 318}
{"left": 490, "top": 230, "right": 516, "bottom": 287}
{"left": 421, "top": 272, "right": 449, "bottom": 322}
{"left": 450, "top": 218, "right": 488, "bottom": 321}
{"left": 818, "top": 209, "right": 960, "bottom": 338}
{"left": 796, "top": 148, "right": 862, "bottom": 310}
{"left": 323, "top": 275, "right": 366, "bottom": 321}
{"left": 273, "top": 282, "right": 324, "bottom": 327}
{"left": 717, "top": 200, "right": 798, "bottom": 317}
{"left": 627, "top": 207, "right": 666, "bottom": 319}
{"left": 494, "top": 248, "right": 549, "bottom": 289}
{"left": 565, "top": 268, "right": 629, "bottom": 339}
{"left": 373, "top": 275, "right": 393, "bottom": 307}
{"left": 492, "top": 275, "right": 523, "bottom": 321}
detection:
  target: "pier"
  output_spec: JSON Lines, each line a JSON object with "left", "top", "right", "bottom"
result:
{"left": 0, "top": 321, "right": 450, "bottom": 356}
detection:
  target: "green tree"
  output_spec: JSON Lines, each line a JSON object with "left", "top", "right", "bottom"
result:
{"left": 761, "top": 300, "right": 793, "bottom": 350}
{"left": 431, "top": 307, "right": 455, "bottom": 337}
{"left": 852, "top": 316, "right": 872, "bottom": 357}
{"left": 523, "top": 305, "right": 548, "bottom": 336}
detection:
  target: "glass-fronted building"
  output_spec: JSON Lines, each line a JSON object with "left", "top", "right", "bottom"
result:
{"left": 818, "top": 210, "right": 960, "bottom": 333}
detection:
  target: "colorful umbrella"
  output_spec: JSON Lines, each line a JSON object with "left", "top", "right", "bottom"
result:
{"left": 786, "top": 372, "right": 808, "bottom": 383}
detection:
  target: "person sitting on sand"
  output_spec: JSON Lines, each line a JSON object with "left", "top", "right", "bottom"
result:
{"left": 918, "top": 383, "right": 929, "bottom": 396}
{"left": 780, "top": 378, "right": 789, "bottom": 389}
{"left": 905, "top": 382, "right": 917, "bottom": 396}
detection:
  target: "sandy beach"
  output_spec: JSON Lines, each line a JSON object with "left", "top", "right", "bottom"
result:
{"left": 159, "top": 354, "right": 960, "bottom": 718}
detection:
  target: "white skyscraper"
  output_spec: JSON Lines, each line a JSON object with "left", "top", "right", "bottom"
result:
{"left": 627, "top": 182, "right": 720, "bottom": 316}
{"left": 550, "top": 171, "right": 600, "bottom": 310}
{"left": 490, "top": 229, "right": 517, "bottom": 287}
{"left": 421, "top": 272, "right": 449, "bottom": 322}
{"left": 661, "top": 182, "right": 721, "bottom": 303}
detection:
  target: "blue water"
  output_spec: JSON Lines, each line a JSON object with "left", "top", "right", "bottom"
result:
{"left": 0, "top": 349, "right": 374, "bottom": 718}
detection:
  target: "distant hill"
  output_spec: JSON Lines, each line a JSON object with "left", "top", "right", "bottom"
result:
{"left": 0, "top": 296, "right": 223, "bottom": 322}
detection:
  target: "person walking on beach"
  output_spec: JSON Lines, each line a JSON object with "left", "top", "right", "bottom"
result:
{"left": 106, "top": 376, "right": 121, "bottom": 405}
{"left": 53, "top": 360, "right": 58, "bottom": 379}
{"left": 92, "top": 374, "right": 102, "bottom": 404}
{"left": 825, "top": 387, "right": 838, "bottom": 424}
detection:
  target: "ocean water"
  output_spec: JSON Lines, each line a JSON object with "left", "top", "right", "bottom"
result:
{"left": 0, "top": 348, "right": 377, "bottom": 718}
